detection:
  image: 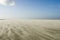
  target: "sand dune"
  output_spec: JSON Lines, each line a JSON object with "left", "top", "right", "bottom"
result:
{"left": 0, "top": 19, "right": 60, "bottom": 40}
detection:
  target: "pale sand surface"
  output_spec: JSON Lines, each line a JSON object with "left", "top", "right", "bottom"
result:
{"left": 0, "top": 19, "right": 60, "bottom": 40}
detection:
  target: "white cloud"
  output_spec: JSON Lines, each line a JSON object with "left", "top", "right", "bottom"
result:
{"left": 0, "top": 0, "right": 15, "bottom": 6}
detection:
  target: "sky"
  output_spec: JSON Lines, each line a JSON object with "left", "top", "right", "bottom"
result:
{"left": 0, "top": 0, "right": 60, "bottom": 19}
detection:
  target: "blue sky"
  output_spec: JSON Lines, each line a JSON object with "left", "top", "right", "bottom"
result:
{"left": 0, "top": 0, "right": 60, "bottom": 19}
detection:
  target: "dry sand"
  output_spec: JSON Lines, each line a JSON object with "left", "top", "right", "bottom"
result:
{"left": 0, "top": 19, "right": 60, "bottom": 40}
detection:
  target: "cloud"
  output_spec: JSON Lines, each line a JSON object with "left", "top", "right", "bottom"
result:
{"left": 0, "top": 0, "right": 15, "bottom": 6}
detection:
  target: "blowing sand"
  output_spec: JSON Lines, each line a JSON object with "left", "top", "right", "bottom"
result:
{"left": 0, "top": 19, "right": 60, "bottom": 40}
